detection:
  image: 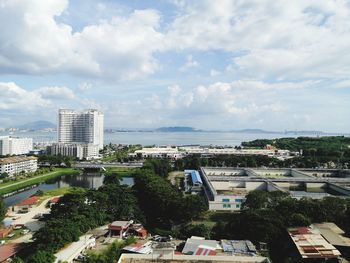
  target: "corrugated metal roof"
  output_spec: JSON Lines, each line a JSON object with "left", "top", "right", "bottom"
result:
{"left": 185, "top": 170, "right": 203, "bottom": 185}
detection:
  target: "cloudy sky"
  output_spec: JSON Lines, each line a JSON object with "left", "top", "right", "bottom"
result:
{"left": 0, "top": 0, "right": 350, "bottom": 132}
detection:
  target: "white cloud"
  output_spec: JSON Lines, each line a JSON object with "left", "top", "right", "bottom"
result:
{"left": 210, "top": 69, "right": 221, "bottom": 76}
{"left": 0, "top": 1, "right": 164, "bottom": 80}
{"left": 0, "top": 82, "right": 50, "bottom": 110}
{"left": 0, "top": 82, "right": 85, "bottom": 112}
{"left": 166, "top": 0, "right": 350, "bottom": 81}
{"left": 179, "top": 55, "right": 199, "bottom": 72}
{"left": 36, "top": 86, "right": 76, "bottom": 100}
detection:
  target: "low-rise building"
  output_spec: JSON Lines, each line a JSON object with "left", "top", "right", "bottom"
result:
{"left": 108, "top": 220, "right": 133, "bottom": 238}
{"left": 184, "top": 170, "right": 203, "bottom": 193}
{"left": 0, "top": 156, "right": 38, "bottom": 176}
{"left": 129, "top": 145, "right": 297, "bottom": 161}
{"left": 132, "top": 146, "right": 184, "bottom": 160}
{"left": 12, "top": 196, "right": 40, "bottom": 212}
{"left": 0, "top": 136, "right": 33, "bottom": 156}
{"left": 47, "top": 143, "right": 99, "bottom": 160}
{"left": 288, "top": 227, "right": 341, "bottom": 261}
{"left": 0, "top": 243, "right": 21, "bottom": 262}
{"left": 201, "top": 167, "right": 350, "bottom": 211}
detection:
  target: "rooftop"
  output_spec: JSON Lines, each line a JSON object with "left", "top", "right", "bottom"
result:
{"left": 221, "top": 240, "right": 257, "bottom": 256}
{"left": 15, "top": 196, "right": 40, "bottom": 206}
{"left": 0, "top": 243, "right": 20, "bottom": 262}
{"left": 109, "top": 220, "right": 132, "bottom": 228}
{"left": 288, "top": 227, "right": 341, "bottom": 259}
{"left": 182, "top": 237, "right": 221, "bottom": 255}
{"left": 312, "top": 223, "right": 350, "bottom": 247}
{"left": 118, "top": 254, "right": 269, "bottom": 263}
{"left": 0, "top": 156, "right": 37, "bottom": 165}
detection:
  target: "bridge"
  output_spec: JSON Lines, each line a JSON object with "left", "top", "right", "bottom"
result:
{"left": 72, "top": 162, "right": 143, "bottom": 169}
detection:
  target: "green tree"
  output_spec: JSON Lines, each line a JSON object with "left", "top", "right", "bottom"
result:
{"left": 177, "top": 224, "right": 211, "bottom": 239}
{"left": 28, "top": 250, "right": 56, "bottom": 263}
{"left": 0, "top": 197, "right": 6, "bottom": 222}
{"left": 289, "top": 213, "right": 311, "bottom": 227}
{"left": 243, "top": 190, "right": 268, "bottom": 209}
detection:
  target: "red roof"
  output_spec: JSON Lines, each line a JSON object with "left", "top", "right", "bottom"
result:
{"left": 50, "top": 197, "right": 60, "bottom": 204}
{"left": 0, "top": 228, "right": 12, "bottom": 235}
{"left": 16, "top": 196, "right": 40, "bottom": 206}
{"left": 0, "top": 244, "right": 20, "bottom": 262}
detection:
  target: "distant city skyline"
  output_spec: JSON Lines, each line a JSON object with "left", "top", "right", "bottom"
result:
{"left": 1, "top": 1, "right": 350, "bottom": 132}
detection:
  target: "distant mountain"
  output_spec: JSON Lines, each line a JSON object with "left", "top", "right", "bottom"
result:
{"left": 16, "top": 121, "right": 56, "bottom": 130}
{"left": 155, "top": 126, "right": 202, "bottom": 132}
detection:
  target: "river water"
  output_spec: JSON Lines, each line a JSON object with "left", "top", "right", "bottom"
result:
{"left": 3, "top": 173, "right": 134, "bottom": 207}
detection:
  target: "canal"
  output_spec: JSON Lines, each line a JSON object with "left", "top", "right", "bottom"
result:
{"left": 3, "top": 173, "right": 135, "bottom": 207}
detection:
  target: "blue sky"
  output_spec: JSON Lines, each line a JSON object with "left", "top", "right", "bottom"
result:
{"left": 0, "top": 0, "right": 350, "bottom": 132}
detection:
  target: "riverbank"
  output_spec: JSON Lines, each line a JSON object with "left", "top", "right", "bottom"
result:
{"left": 105, "top": 167, "right": 139, "bottom": 177}
{"left": 0, "top": 168, "right": 80, "bottom": 196}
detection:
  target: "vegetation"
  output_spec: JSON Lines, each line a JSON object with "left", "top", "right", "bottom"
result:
{"left": 133, "top": 166, "right": 207, "bottom": 230}
{"left": 104, "top": 167, "right": 139, "bottom": 177}
{"left": 36, "top": 154, "right": 76, "bottom": 167}
{"left": 242, "top": 136, "right": 350, "bottom": 168}
{"left": 242, "top": 136, "right": 350, "bottom": 152}
{"left": 0, "top": 197, "right": 6, "bottom": 221}
{"left": 13, "top": 174, "right": 142, "bottom": 261}
{"left": 101, "top": 144, "right": 142, "bottom": 162}
{"left": 175, "top": 223, "right": 212, "bottom": 240}
{"left": 27, "top": 250, "right": 56, "bottom": 263}
{"left": 86, "top": 237, "right": 136, "bottom": 263}
{"left": 0, "top": 168, "right": 80, "bottom": 195}
{"left": 142, "top": 158, "right": 171, "bottom": 178}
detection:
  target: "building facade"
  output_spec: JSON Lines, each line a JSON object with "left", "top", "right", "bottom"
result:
{"left": 58, "top": 109, "right": 104, "bottom": 150}
{"left": 0, "top": 136, "right": 33, "bottom": 156}
{"left": 0, "top": 156, "right": 38, "bottom": 176}
{"left": 47, "top": 143, "right": 99, "bottom": 160}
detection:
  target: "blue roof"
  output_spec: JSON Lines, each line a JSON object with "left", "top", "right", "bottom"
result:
{"left": 185, "top": 170, "right": 203, "bottom": 185}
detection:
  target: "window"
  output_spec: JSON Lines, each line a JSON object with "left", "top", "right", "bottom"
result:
{"left": 236, "top": 204, "right": 240, "bottom": 208}
{"left": 222, "top": 198, "right": 230, "bottom": 202}
{"left": 223, "top": 204, "right": 231, "bottom": 208}
{"left": 235, "top": 199, "right": 242, "bottom": 202}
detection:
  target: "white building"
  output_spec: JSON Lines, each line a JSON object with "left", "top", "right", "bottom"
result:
{"left": 0, "top": 156, "right": 38, "bottom": 176}
{"left": 58, "top": 109, "right": 104, "bottom": 150}
{"left": 47, "top": 143, "right": 99, "bottom": 160}
{"left": 132, "top": 146, "right": 184, "bottom": 160}
{"left": 0, "top": 136, "right": 33, "bottom": 156}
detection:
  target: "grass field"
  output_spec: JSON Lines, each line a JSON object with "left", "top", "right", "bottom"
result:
{"left": 104, "top": 167, "right": 139, "bottom": 177}
{"left": 0, "top": 168, "right": 80, "bottom": 195}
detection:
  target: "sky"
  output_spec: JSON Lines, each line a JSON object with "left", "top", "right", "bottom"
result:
{"left": 0, "top": 0, "right": 350, "bottom": 132}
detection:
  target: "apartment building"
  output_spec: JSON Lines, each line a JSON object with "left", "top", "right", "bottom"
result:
{"left": 58, "top": 109, "right": 104, "bottom": 150}
{"left": 0, "top": 156, "right": 38, "bottom": 176}
{"left": 0, "top": 136, "right": 33, "bottom": 156}
{"left": 47, "top": 143, "right": 99, "bottom": 160}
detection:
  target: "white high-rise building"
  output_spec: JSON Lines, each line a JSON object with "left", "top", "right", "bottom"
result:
{"left": 0, "top": 136, "right": 33, "bottom": 156}
{"left": 58, "top": 109, "right": 104, "bottom": 150}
